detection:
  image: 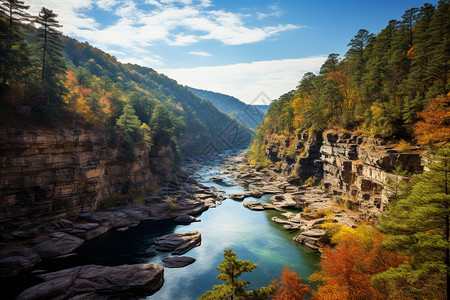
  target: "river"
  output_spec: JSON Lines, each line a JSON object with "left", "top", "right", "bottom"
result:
{"left": 46, "top": 152, "right": 320, "bottom": 299}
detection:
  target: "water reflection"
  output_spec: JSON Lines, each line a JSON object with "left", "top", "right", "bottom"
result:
{"left": 57, "top": 155, "right": 319, "bottom": 300}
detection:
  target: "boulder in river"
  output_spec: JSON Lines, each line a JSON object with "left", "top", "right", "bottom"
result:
{"left": 16, "top": 263, "right": 164, "bottom": 300}
{"left": 243, "top": 201, "right": 276, "bottom": 211}
{"left": 174, "top": 214, "right": 200, "bottom": 224}
{"left": 162, "top": 256, "right": 196, "bottom": 268}
{"left": 209, "top": 176, "right": 223, "bottom": 182}
{"left": 229, "top": 194, "right": 245, "bottom": 201}
{"left": 155, "top": 231, "right": 201, "bottom": 255}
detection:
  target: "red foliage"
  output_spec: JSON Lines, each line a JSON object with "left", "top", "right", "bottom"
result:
{"left": 414, "top": 94, "right": 450, "bottom": 147}
{"left": 271, "top": 266, "right": 311, "bottom": 300}
{"left": 66, "top": 71, "right": 78, "bottom": 85}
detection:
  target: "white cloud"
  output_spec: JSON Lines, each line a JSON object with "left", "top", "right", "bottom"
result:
{"left": 189, "top": 51, "right": 211, "bottom": 56}
{"left": 159, "top": 56, "right": 327, "bottom": 104}
{"left": 257, "top": 4, "right": 283, "bottom": 20}
{"left": 122, "top": 54, "right": 164, "bottom": 66}
{"left": 96, "top": 0, "right": 119, "bottom": 11}
{"left": 24, "top": 1, "right": 306, "bottom": 70}
{"left": 25, "top": 0, "right": 300, "bottom": 49}
{"left": 27, "top": 0, "right": 98, "bottom": 34}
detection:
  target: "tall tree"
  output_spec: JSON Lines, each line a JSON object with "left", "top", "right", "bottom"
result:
{"left": 150, "top": 104, "right": 175, "bottom": 145}
{"left": 346, "top": 29, "right": 374, "bottom": 102}
{"left": 34, "top": 7, "right": 66, "bottom": 103}
{"left": 199, "top": 248, "right": 275, "bottom": 299}
{"left": 0, "top": 0, "right": 31, "bottom": 84}
{"left": 374, "top": 146, "right": 450, "bottom": 299}
{"left": 346, "top": 29, "right": 375, "bottom": 58}
{"left": 401, "top": 8, "right": 419, "bottom": 48}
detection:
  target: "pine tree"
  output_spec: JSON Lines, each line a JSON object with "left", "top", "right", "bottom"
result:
{"left": 425, "top": 0, "right": 450, "bottom": 97}
{"left": 0, "top": 0, "right": 31, "bottom": 84}
{"left": 199, "top": 248, "right": 275, "bottom": 300}
{"left": 346, "top": 29, "right": 374, "bottom": 102}
{"left": 374, "top": 146, "right": 450, "bottom": 299}
{"left": 150, "top": 104, "right": 175, "bottom": 145}
{"left": 116, "top": 103, "right": 141, "bottom": 138}
{"left": 34, "top": 7, "right": 66, "bottom": 103}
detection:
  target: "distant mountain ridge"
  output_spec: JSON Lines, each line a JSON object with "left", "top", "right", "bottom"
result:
{"left": 188, "top": 87, "right": 266, "bottom": 130}
{"left": 252, "top": 105, "right": 270, "bottom": 115}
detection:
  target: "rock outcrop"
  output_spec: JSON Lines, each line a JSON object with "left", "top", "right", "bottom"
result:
{"left": 293, "top": 229, "right": 327, "bottom": 251}
{"left": 155, "top": 231, "right": 201, "bottom": 255}
{"left": 257, "top": 131, "right": 423, "bottom": 216}
{"left": 320, "top": 132, "right": 422, "bottom": 216}
{"left": 16, "top": 264, "right": 164, "bottom": 300}
{"left": 0, "top": 127, "right": 173, "bottom": 232}
{"left": 162, "top": 256, "right": 196, "bottom": 268}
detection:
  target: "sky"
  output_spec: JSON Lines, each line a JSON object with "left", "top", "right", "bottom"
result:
{"left": 26, "top": 0, "right": 439, "bottom": 104}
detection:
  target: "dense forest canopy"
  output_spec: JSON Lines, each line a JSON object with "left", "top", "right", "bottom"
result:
{"left": 0, "top": 0, "right": 252, "bottom": 166}
{"left": 248, "top": 0, "right": 450, "bottom": 166}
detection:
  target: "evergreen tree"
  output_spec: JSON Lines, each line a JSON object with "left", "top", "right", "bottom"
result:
{"left": 320, "top": 53, "right": 340, "bottom": 74}
{"left": 374, "top": 146, "right": 450, "bottom": 299}
{"left": 150, "top": 104, "right": 175, "bottom": 145}
{"left": 116, "top": 103, "right": 141, "bottom": 138}
{"left": 0, "top": 0, "right": 31, "bottom": 84}
{"left": 346, "top": 29, "right": 374, "bottom": 101}
{"left": 401, "top": 8, "right": 419, "bottom": 48}
{"left": 425, "top": 0, "right": 450, "bottom": 97}
{"left": 199, "top": 249, "right": 275, "bottom": 300}
{"left": 34, "top": 7, "right": 66, "bottom": 103}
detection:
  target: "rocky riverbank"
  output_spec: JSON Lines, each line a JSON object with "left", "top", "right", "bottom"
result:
{"left": 0, "top": 156, "right": 226, "bottom": 298}
{"left": 222, "top": 153, "right": 361, "bottom": 251}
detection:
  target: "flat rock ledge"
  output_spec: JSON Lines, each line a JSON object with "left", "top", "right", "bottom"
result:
{"left": 162, "top": 256, "right": 196, "bottom": 268}
{"left": 293, "top": 229, "right": 327, "bottom": 251}
{"left": 155, "top": 231, "right": 201, "bottom": 255}
{"left": 16, "top": 263, "right": 164, "bottom": 300}
{"left": 243, "top": 201, "right": 277, "bottom": 211}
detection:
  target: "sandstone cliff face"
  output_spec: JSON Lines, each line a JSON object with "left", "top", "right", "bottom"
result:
{"left": 263, "top": 131, "right": 423, "bottom": 216}
{"left": 0, "top": 128, "right": 172, "bottom": 232}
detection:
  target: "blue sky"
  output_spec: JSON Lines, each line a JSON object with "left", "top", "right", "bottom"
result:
{"left": 27, "top": 0, "right": 439, "bottom": 104}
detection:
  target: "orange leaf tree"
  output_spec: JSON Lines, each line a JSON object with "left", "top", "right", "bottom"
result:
{"left": 310, "top": 226, "right": 407, "bottom": 300}
{"left": 271, "top": 266, "right": 311, "bottom": 300}
{"left": 414, "top": 94, "right": 450, "bottom": 147}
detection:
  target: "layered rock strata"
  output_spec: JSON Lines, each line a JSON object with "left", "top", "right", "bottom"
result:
{"left": 0, "top": 128, "right": 173, "bottom": 232}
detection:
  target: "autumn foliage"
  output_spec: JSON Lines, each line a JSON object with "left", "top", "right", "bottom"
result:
{"left": 310, "top": 226, "right": 407, "bottom": 300}
{"left": 414, "top": 94, "right": 450, "bottom": 147}
{"left": 270, "top": 266, "right": 310, "bottom": 300}
{"left": 63, "top": 70, "right": 112, "bottom": 124}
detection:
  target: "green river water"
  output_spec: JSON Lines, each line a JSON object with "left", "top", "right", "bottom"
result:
{"left": 45, "top": 153, "right": 320, "bottom": 299}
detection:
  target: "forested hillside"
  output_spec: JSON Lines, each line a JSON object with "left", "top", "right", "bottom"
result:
{"left": 0, "top": 2, "right": 252, "bottom": 167}
{"left": 249, "top": 0, "right": 449, "bottom": 166}
{"left": 188, "top": 86, "right": 266, "bottom": 130}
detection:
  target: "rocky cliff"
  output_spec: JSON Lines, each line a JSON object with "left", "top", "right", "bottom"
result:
{"left": 0, "top": 127, "right": 172, "bottom": 232}
{"left": 262, "top": 131, "right": 423, "bottom": 216}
